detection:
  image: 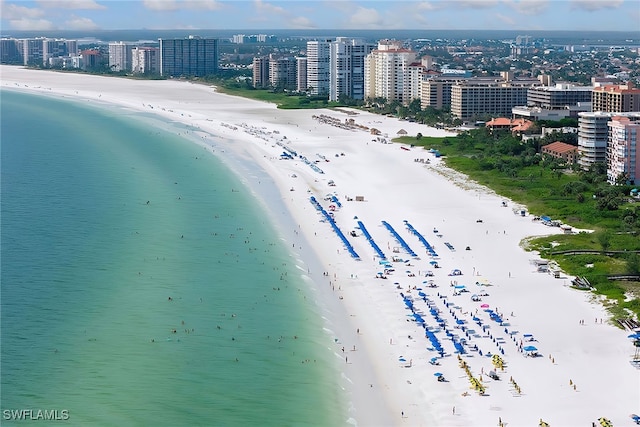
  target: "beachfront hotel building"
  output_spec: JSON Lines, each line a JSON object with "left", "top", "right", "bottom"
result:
{"left": 328, "top": 37, "right": 375, "bottom": 102}
{"left": 364, "top": 40, "right": 417, "bottom": 105}
{"left": 306, "top": 39, "right": 331, "bottom": 96}
{"left": 607, "top": 115, "right": 640, "bottom": 184}
{"left": 592, "top": 82, "right": 640, "bottom": 113}
{"left": 108, "top": 41, "right": 134, "bottom": 72}
{"left": 450, "top": 75, "right": 539, "bottom": 121}
{"left": 512, "top": 82, "right": 593, "bottom": 121}
{"left": 158, "top": 36, "right": 218, "bottom": 78}
{"left": 131, "top": 47, "right": 159, "bottom": 74}
{"left": 527, "top": 83, "right": 593, "bottom": 109}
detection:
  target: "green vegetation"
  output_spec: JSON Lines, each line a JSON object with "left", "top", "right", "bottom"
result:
{"left": 214, "top": 85, "right": 343, "bottom": 109}
{"left": 398, "top": 129, "right": 640, "bottom": 323}
{"left": 202, "top": 73, "right": 346, "bottom": 109}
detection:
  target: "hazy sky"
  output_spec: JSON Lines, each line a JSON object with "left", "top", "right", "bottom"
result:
{"left": 1, "top": 0, "right": 639, "bottom": 32}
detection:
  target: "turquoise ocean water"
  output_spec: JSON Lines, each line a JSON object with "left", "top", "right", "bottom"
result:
{"left": 1, "top": 90, "right": 343, "bottom": 426}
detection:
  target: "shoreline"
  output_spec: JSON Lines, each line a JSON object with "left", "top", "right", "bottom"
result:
{"left": 3, "top": 65, "right": 639, "bottom": 426}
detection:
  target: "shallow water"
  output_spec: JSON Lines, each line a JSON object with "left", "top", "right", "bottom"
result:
{"left": 1, "top": 90, "right": 344, "bottom": 426}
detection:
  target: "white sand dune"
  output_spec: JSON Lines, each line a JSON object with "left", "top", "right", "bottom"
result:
{"left": 3, "top": 65, "right": 638, "bottom": 427}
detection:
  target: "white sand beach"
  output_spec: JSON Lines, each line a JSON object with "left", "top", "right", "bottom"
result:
{"left": 2, "top": 65, "right": 638, "bottom": 427}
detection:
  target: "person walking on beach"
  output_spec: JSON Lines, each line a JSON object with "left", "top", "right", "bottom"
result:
{"left": 452, "top": 406, "right": 455, "bottom": 415}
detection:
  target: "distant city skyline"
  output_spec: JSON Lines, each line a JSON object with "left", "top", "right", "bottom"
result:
{"left": 1, "top": 0, "right": 639, "bottom": 33}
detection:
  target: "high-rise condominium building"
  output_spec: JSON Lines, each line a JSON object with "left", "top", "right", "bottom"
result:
{"left": 43, "top": 39, "right": 69, "bottom": 66}
{"left": 1, "top": 38, "right": 22, "bottom": 63}
{"left": 132, "top": 47, "right": 159, "bottom": 74}
{"left": 65, "top": 40, "right": 78, "bottom": 56}
{"left": 578, "top": 112, "right": 618, "bottom": 170}
{"left": 296, "top": 56, "right": 307, "bottom": 93}
{"left": 607, "top": 115, "right": 640, "bottom": 184}
{"left": 329, "top": 37, "right": 375, "bottom": 102}
{"left": 364, "top": 40, "right": 416, "bottom": 105}
{"left": 109, "top": 41, "right": 134, "bottom": 72}
{"left": 159, "top": 36, "right": 218, "bottom": 78}
{"left": 306, "top": 40, "right": 332, "bottom": 96}
{"left": 252, "top": 56, "right": 270, "bottom": 88}
{"left": 269, "top": 55, "right": 297, "bottom": 91}
{"left": 592, "top": 82, "right": 640, "bottom": 112}
{"left": 22, "top": 38, "right": 44, "bottom": 66}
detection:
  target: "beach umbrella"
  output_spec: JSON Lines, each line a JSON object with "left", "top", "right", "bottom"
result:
{"left": 480, "top": 304, "right": 489, "bottom": 308}
{"left": 433, "top": 372, "right": 443, "bottom": 377}
{"left": 523, "top": 346, "right": 538, "bottom": 352}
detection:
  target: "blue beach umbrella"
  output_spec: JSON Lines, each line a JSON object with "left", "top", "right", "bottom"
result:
{"left": 523, "top": 346, "right": 538, "bottom": 352}
{"left": 434, "top": 372, "right": 443, "bottom": 377}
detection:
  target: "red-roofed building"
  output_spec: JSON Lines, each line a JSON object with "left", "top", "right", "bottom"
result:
{"left": 541, "top": 141, "right": 578, "bottom": 164}
{"left": 486, "top": 117, "right": 534, "bottom": 135}
{"left": 80, "top": 49, "right": 103, "bottom": 70}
